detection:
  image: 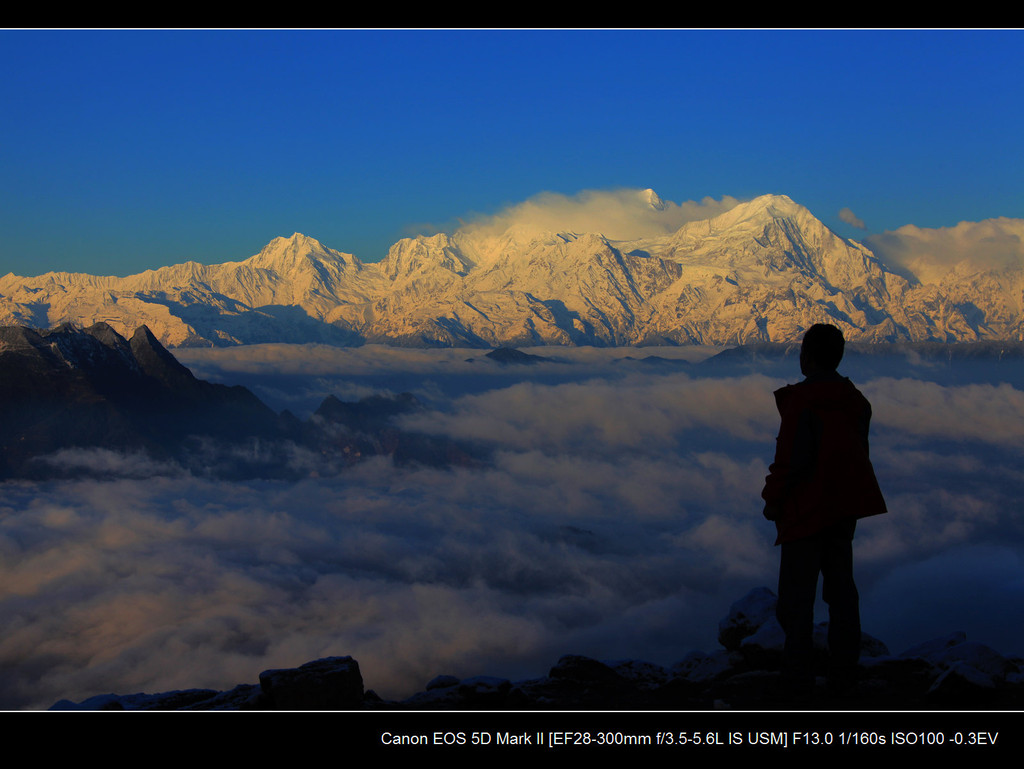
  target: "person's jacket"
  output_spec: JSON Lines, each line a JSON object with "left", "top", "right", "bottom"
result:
{"left": 761, "top": 372, "right": 887, "bottom": 545}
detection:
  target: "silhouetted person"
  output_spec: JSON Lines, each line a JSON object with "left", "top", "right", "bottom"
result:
{"left": 761, "top": 323, "right": 887, "bottom": 698}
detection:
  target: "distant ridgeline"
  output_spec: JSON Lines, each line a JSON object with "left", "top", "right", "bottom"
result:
{"left": 2, "top": 195, "right": 1024, "bottom": 349}
{"left": 0, "top": 323, "right": 473, "bottom": 480}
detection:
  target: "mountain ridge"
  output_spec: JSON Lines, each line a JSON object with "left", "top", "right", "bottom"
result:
{"left": 1, "top": 193, "right": 1020, "bottom": 348}
{"left": 0, "top": 321, "right": 479, "bottom": 480}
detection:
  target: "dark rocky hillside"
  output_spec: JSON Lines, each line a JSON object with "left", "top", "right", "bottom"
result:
{"left": 0, "top": 323, "right": 286, "bottom": 478}
{"left": 0, "top": 322, "right": 475, "bottom": 479}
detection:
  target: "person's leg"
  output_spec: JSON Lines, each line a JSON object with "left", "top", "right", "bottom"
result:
{"left": 777, "top": 536, "right": 821, "bottom": 694}
{"left": 821, "top": 519, "right": 859, "bottom": 691}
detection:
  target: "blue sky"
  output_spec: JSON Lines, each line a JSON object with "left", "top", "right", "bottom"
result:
{"left": 1, "top": 29, "right": 1021, "bottom": 276}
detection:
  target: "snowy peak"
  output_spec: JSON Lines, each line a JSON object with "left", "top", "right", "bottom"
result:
{"left": 641, "top": 188, "right": 665, "bottom": 211}
{"left": 379, "top": 232, "right": 475, "bottom": 283}
{"left": 256, "top": 232, "right": 321, "bottom": 262}
{"left": 248, "top": 232, "right": 359, "bottom": 271}
{"left": 705, "top": 193, "right": 809, "bottom": 230}
{"left": 0, "top": 190, "right": 1018, "bottom": 348}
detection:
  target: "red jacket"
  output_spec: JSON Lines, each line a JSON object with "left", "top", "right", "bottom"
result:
{"left": 761, "top": 374, "right": 887, "bottom": 544}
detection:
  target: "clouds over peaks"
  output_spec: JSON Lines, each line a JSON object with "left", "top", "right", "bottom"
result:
{"left": 839, "top": 206, "right": 866, "bottom": 229}
{"left": 457, "top": 188, "right": 745, "bottom": 242}
{"left": 454, "top": 188, "right": 1024, "bottom": 289}
{"left": 867, "top": 217, "right": 1024, "bottom": 283}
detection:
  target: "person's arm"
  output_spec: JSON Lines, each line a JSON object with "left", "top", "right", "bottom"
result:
{"left": 762, "top": 390, "right": 795, "bottom": 519}
{"left": 762, "top": 392, "right": 818, "bottom": 520}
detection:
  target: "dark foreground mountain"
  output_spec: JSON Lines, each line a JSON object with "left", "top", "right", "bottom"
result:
{"left": 0, "top": 323, "right": 476, "bottom": 479}
{"left": 50, "top": 587, "right": 1024, "bottom": 711}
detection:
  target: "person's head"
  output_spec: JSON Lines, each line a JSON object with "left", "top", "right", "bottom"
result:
{"left": 800, "top": 323, "right": 845, "bottom": 375}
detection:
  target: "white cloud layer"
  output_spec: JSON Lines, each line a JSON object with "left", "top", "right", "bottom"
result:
{"left": 457, "top": 188, "right": 744, "bottom": 242}
{"left": 867, "top": 217, "right": 1024, "bottom": 284}
{"left": 2, "top": 347, "right": 1023, "bottom": 710}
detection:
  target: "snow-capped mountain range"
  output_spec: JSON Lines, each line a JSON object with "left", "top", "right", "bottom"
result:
{"left": 2, "top": 193, "right": 1020, "bottom": 348}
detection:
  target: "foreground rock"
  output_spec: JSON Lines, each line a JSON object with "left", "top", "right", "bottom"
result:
{"left": 50, "top": 588, "right": 1024, "bottom": 711}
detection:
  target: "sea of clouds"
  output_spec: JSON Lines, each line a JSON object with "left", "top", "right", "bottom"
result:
{"left": 2, "top": 343, "right": 1023, "bottom": 710}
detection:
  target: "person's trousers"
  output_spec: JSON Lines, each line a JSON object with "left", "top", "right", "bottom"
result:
{"left": 776, "top": 518, "right": 859, "bottom": 686}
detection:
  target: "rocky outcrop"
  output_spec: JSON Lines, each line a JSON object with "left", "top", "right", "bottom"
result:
{"left": 0, "top": 322, "right": 285, "bottom": 478}
{"left": 0, "top": 322, "right": 482, "bottom": 480}
{"left": 49, "top": 587, "right": 1024, "bottom": 711}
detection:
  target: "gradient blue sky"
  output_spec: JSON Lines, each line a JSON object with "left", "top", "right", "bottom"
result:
{"left": 1, "top": 29, "right": 1021, "bottom": 276}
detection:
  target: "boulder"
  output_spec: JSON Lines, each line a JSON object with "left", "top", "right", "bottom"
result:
{"left": 258, "top": 656, "right": 364, "bottom": 710}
